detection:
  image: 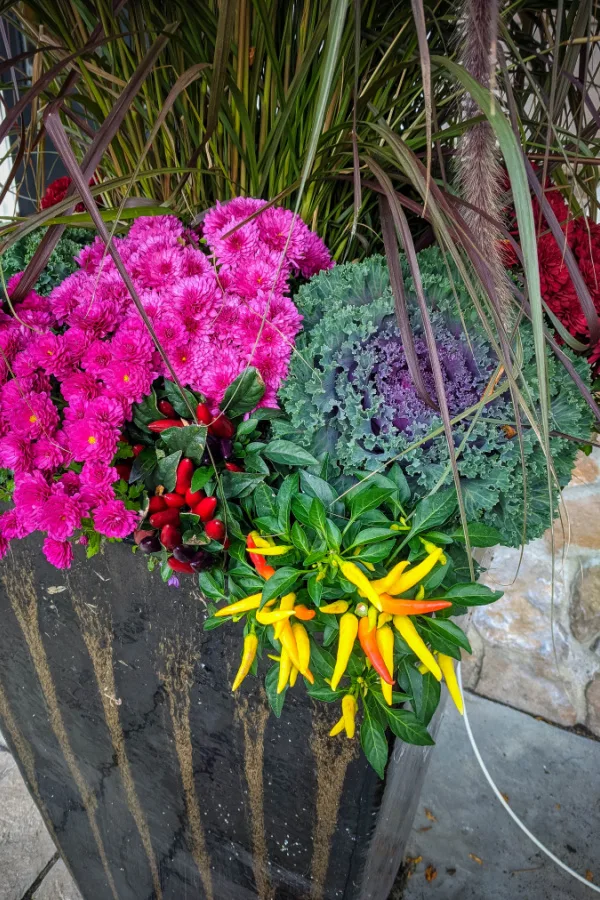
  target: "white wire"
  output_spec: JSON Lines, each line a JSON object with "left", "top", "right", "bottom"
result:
{"left": 457, "top": 663, "right": 600, "bottom": 895}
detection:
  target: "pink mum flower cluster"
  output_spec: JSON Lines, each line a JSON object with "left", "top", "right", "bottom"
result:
{"left": 0, "top": 201, "right": 332, "bottom": 569}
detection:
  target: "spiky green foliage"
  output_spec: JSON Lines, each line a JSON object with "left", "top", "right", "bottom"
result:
{"left": 0, "top": 228, "right": 91, "bottom": 295}
{"left": 279, "top": 251, "right": 592, "bottom": 546}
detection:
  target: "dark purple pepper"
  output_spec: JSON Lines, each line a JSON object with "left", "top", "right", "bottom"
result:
{"left": 139, "top": 535, "right": 161, "bottom": 554}
{"left": 173, "top": 544, "right": 198, "bottom": 563}
{"left": 220, "top": 438, "right": 233, "bottom": 460}
{"left": 190, "top": 550, "right": 211, "bottom": 572}
{"left": 202, "top": 434, "right": 223, "bottom": 465}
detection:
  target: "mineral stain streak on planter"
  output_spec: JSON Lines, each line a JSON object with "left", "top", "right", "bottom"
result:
{"left": 0, "top": 537, "right": 427, "bottom": 900}
{"left": 1, "top": 565, "right": 120, "bottom": 900}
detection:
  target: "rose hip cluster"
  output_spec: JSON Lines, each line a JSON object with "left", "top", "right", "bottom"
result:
{"left": 137, "top": 402, "right": 240, "bottom": 575}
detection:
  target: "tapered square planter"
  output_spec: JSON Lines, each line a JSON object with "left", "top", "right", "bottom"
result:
{"left": 0, "top": 537, "right": 439, "bottom": 900}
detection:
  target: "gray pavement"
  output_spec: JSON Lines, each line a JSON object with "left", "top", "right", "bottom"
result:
{"left": 1, "top": 694, "right": 599, "bottom": 899}
{"left": 401, "top": 693, "right": 600, "bottom": 900}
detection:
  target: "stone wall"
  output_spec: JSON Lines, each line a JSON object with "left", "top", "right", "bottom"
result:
{"left": 463, "top": 449, "right": 600, "bottom": 735}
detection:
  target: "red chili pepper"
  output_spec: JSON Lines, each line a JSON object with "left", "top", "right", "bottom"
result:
{"left": 194, "top": 496, "right": 217, "bottom": 522}
{"left": 158, "top": 399, "right": 177, "bottom": 417}
{"left": 225, "top": 462, "right": 244, "bottom": 472}
{"left": 115, "top": 462, "right": 132, "bottom": 482}
{"left": 149, "top": 508, "right": 181, "bottom": 528}
{"left": 209, "top": 414, "right": 234, "bottom": 439}
{"left": 163, "top": 492, "right": 186, "bottom": 509}
{"left": 160, "top": 524, "right": 182, "bottom": 550}
{"left": 132, "top": 444, "right": 144, "bottom": 457}
{"left": 175, "top": 458, "right": 194, "bottom": 495}
{"left": 167, "top": 556, "right": 194, "bottom": 574}
{"left": 205, "top": 519, "right": 226, "bottom": 542}
{"left": 148, "top": 419, "right": 183, "bottom": 433}
{"left": 246, "top": 534, "right": 276, "bottom": 579}
{"left": 358, "top": 617, "right": 394, "bottom": 685}
{"left": 185, "top": 487, "right": 205, "bottom": 507}
{"left": 148, "top": 495, "right": 167, "bottom": 513}
{"left": 196, "top": 403, "right": 212, "bottom": 425}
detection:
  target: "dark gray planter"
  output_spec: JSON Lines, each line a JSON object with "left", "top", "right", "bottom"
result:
{"left": 0, "top": 537, "right": 438, "bottom": 900}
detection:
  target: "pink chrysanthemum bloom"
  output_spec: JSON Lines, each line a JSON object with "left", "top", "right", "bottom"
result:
{"left": 110, "top": 320, "right": 155, "bottom": 363}
{"left": 81, "top": 339, "right": 114, "bottom": 375}
{"left": 33, "top": 433, "right": 71, "bottom": 471}
{"left": 93, "top": 499, "right": 138, "bottom": 538}
{"left": 13, "top": 471, "right": 52, "bottom": 521}
{"left": 180, "top": 245, "right": 211, "bottom": 277}
{"left": 0, "top": 534, "right": 8, "bottom": 561}
{"left": 61, "top": 371, "right": 102, "bottom": 404}
{"left": 0, "top": 508, "right": 29, "bottom": 540}
{"left": 38, "top": 488, "right": 83, "bottom": 541}
{"left": 9, "top": 390, "right": 59, "bottom": 440}
{"left": 0, "top": 434, "right": 34, "bottom": 473}
{"left": 42, "top": 537, "right": 74, "bottom": 569}
{"left": 102, "top": 360, "right": 154, "bottom": 404}
{"left": 66, "top": 415, "right": 119, "bottom": 463}
{"left": 141, "top": 246, "right": 183, "bottom": 290}
{"left": 50, "top": 272, "right": 89, "bottom": 323}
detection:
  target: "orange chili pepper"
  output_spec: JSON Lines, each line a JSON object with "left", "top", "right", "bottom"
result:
{"left": 379, "top": 594, "right": 452, "bottom": 616}
{"left": 358, "top": 616, "right": 393, "bottom": 685}
{"left": 246, "top": 534, "right": 275, "bottom": 579}
{"left": 293, "top": 605, "right": 316, "bottom": 621}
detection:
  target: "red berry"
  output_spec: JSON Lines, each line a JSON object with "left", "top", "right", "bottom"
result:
{"left": 223, "top": 537, "right": 231, "bottom": 550}
{"left": 208, "top": 414, "right": 234, "bottom": 439}
{"left": 185, "top": 487, "right": 205, "bottom": 507}
{"left": 163, "top": 492, "right": 186, "bottom": 509}
{"left": 225, "top": 462, "right": 244, "bottom": 472}
{"left": 158, "top": 399, "right": 177, "bottom": 417}
{"left": 132, "top": 444, "right": 144, "bottom": 457}
{"left": 148, "top": 495, "right": 167, "bottom": 513}
{"left": 167, "top": 556, "right": 194, "bottom": 574}
{"left": 116, "top": 462, "right": 132, "bottom": 482}
{"left": 194, "top": 496, "right": 217, "bottom": 522}
{"left": 149, "top": 508, "right": 181, "bottom": 528}
{"left": 160, "top": 524, "right": 182, "bottom": 550}
{"left": 196, "top": 403, "right": 212, "bottom": 425}
{"left": 175, "top": 458, "right": 194, "bottom": 495}
{"left": 205, "top": 519, "right": 226, "bottom": 542}
{"left": 148, "top": 419, "right": 183, "bottom": 433}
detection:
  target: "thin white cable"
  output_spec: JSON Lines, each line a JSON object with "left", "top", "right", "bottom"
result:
{"left": 457, "top": 663, "right": 600, "bottom": 894}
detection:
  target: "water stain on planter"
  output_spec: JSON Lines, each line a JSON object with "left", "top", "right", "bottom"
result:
{"left": 160, "top": 635, "right": 214, "bottom": 900}
{"left": 1, "top": 567, "right": 120, "bottom": 900}
{"left": 235, "top": 692, "right": 273, "bottom": 900}
{"left": 71, "top": 589, "right": 163, "bottom": 899}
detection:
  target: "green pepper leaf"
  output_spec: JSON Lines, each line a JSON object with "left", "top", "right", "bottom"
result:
{"left": 190, "top": 467, "right": 213, "bottom": 493}
{"left": 348, "top": 484, "right": 395, "bottom": 520}
{"left": 385, "top": 707, "right": 435, "bottom": 745}
{"left": 299, "top": 470, "right": 338, "bottom": 507}
{"left": 161, "top": 425, "right": 206, "bottom": 465}
{"left": 348, "top": 526, "right": 396, "bottom": 548}
{"left": 163, "top": 380, "right": 199, "bottom": 418}
{"left": 276, "top": 473, "right": 298, "bottom": 534}
{"left": 309, "top": 497, "right": 327, "bottom": 533}
{"left": 401, "top": 661, "right": 441, "bottom": 726}
{"left": 308, "top": 640, "right": 335, "bottom": 679}
{"left": 264, "top": 439, "right": 319, "bottom": 467}
{"left": 450, "top": 523, "right": 502, "bottom": 547}
{"left": 305, "top": 676, "right": 344, "bottom": 702}
{"left": 260, "top": 567, "right": 301, "bottom": 608}
{"left": 443, "top": 582, "right": 503, "bottom": 606}
{"left": 155, "top": 451, "right": 182, "bottom": 493}
{"left": 419, "top": 616, "right": 472, "bottom": 653}
{"left": 307, "top": 573, "right": 323, "bottom": 605}
{"left": 265, "top": 664, "right": 286, "bottom": 717}
{"left": 221, "top": 471, "right": 266, "bottom": 499}
{"left": 290, "top": 521, "right": 311, "bottom": 554}
{"left": 360, "top": 704, "right": 389, "bottom": 778}
{"left": 222, "top": 367, "right": 266, "bottom": 417}
{"left": 198, "top": 570, "right": 226, "bottom": 601}
{"left": 407, "top": 489, "right": 458, "bottom": 538}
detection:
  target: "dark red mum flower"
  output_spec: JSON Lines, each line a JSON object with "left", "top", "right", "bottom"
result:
{"left": 40, "top": 176, "right": 98, "bottom": 212}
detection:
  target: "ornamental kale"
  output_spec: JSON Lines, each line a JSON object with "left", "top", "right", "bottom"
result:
{"left": 278, "top": 249, "right": 592, "bottom": 547}
{"left": 0, "top": 227, "right": 91, "bottom": 296}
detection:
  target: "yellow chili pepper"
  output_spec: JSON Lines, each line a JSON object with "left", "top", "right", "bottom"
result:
{"left": 415, "top": 584, "right": 425, "bottom": 600}
{"left": 377, "top": 612, "right": 393, "bottom": 628}
{"left": 438, "top": 653, "right": 464, "bottom": 714}
{"left": 329, "top": 715, "right": 345, "bottom": 736}
{"left": 342, "top": 694, "right": 358, "bottom": 738}
{"left": 338, "top": 560, "right": 383, "bottom": 611}
{"left": 279, "top": 619, "right": 302, "bottom": 671}
{"left": 420, "top": 538, "right": 446, "bottom": 565}
{"left": 330, "top": 613, "right": 359, "bottom": 691}
{"left": 372, "top": 560, "right": 410, "bottom": 594}
{"left": 232, "top": 633, "right": 258, "bottom": 691}
{"left": 277, "top": 646, "right": 292, "bottom": 694}
{"left": 319, "top": 600, "right": 349, "bottom": 615}
{"left": 255, "top": 608, "right": 295, "bottom": 625}
{"left": 376, "top": 625, "right": 395, "bottom": 705}
{"left": 289, "top": 665, "right": 299, "bottom": 687}
{"left": 246, "top": 545, "right": 293, "bottom": 556}
{"left": 292, "top": 622, "right": 314, "bottom": 684}
{"left": 215, "top": 593, "right": 262, "bottom": 617}
{"left": 274, "top": 593, "right": 296, "bottom": 640}
{"left": 393, "top": 615, "right": 442, "bottom": 681}
{"left": 389, "top": 548, "right": 444, "bottom": 595}
{"left": 249, "top": 531, "right": 272, "bottom": 548}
